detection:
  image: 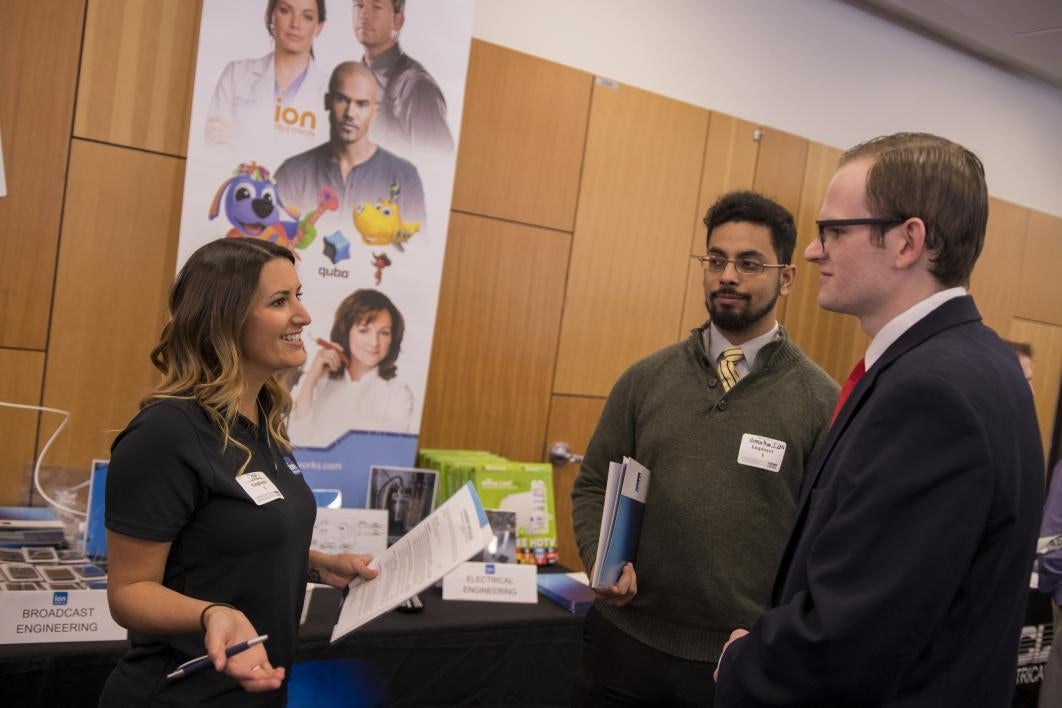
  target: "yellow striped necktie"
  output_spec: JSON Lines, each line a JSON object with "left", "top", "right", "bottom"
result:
{"left": 718, "top": 347, "right": 744, "bottom": 392}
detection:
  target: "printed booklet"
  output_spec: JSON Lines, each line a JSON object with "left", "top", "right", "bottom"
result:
{"left": 590, "top": 457, "right": 650, "bottom": 588}
{"left": 537, "top": 571, "right": 595, "bottom": 613}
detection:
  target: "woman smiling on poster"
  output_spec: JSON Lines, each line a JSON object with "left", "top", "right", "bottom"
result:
{"left": 205, "top": 0, "right": 328, "bottom": 150}
{"left": 290, "top": 289, "right": 414, "bottom": 446}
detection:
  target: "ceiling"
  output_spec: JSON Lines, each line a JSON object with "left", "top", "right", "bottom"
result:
{"left": 843, "top": 0, "right": 1062, "bottom": 89}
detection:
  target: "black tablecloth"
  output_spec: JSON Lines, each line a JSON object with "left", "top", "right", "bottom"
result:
{"left": 0, "top": 584, "right": 585, "bottom": 707}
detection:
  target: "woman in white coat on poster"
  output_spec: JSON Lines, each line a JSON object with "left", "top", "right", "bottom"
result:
{"left": 205, "top": 0, "right": 329, "bottom": 154}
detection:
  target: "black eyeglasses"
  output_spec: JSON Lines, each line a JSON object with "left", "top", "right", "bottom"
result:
{"left": 692, "top": 254, "right": 788, "bottom": 276}
{"left": 814, "top": 218, "right": 905, "bottom": 253}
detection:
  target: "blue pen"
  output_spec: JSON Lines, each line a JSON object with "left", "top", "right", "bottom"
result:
{"left": 166, "top": 634, "right": 269, "bottom": 680}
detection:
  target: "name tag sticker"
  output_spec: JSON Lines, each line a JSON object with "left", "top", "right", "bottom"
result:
{"left": 737, "top": 434, "right": 787, "bottom": 472}
{"left": 236, "top": 471, "right": 285, "bottom": 505}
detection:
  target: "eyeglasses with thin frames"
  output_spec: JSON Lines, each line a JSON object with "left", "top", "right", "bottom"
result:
{"left": 692, "top": 254, "right": 789, "bottom": 276}
{"left": 814, "top": 218, "right": 905, "bottom": 254}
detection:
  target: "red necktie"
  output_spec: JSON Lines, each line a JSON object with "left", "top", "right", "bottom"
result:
{"left": 831, "top": 358, "right": 865, "bottom": 425}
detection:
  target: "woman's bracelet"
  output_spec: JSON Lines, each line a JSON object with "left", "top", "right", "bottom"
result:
{"left": 199, "top": 602, "right": 237, "bottom": 633}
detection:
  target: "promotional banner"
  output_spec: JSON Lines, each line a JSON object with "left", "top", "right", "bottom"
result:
{"left": 178, "top": 0, "right": 475, "bottom": 506}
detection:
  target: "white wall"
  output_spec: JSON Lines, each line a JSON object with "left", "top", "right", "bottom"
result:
{"left": 472, "top": 0, "right": 1062, "bottom": 218}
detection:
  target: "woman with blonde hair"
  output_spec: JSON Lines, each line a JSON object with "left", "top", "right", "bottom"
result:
{"left": 100, "top": 238, "right": 377, "bottom": 706}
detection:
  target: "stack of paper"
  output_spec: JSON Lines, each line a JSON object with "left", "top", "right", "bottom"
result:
{"left": 0, "top": 507, "right": 66, "bottom": 547}
{"left": 330, "top": 482, "right": 494, "bottom": 643}
{"left": 590, "top": 458, "right": 651, "bottom": 588}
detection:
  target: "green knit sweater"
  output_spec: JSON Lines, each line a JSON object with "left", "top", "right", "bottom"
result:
{"left": 572, "top": 324, "right": 839, "bottom": 662}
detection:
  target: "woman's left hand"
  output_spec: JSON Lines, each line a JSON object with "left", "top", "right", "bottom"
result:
{"left": 308, "top": 551, "right": 379, "bottom": 589}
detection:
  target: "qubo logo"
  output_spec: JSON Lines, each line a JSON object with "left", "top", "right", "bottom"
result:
{"left": 485, "top": 564, "right": 496, "bottom": 575}
{"left": 52, "top": 592, "right": 69, "bottom": 606}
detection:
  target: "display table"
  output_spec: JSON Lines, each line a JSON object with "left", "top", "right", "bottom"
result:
{"left": 0, "top": 584, "right": 585, "bottom": 707}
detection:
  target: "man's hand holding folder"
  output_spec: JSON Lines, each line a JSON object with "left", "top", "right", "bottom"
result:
{"left": 589, "top": 457, "right": 650, "bottom": 604}
{"left": 592, "top": 561, "right": 638, "bottom": 606}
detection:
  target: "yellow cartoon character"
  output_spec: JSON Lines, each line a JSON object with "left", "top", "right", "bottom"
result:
{"left": 353, "top": 182, "right": 421, "bottom": 252}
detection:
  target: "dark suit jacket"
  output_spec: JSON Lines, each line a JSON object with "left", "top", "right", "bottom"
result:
{"left": 716, "top": 296, "right": 1044, "bottom": 707}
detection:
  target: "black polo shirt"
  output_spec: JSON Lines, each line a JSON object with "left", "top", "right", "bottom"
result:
{"left": 101, "top": 397, "right": 315, "bottom": 707}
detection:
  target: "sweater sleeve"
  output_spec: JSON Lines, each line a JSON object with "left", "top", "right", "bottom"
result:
{"left": 571, "top": 366, "right": 638, "bottom": 573}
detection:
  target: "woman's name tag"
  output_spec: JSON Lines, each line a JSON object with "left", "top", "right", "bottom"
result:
{"left": 236, "top": 471, "right": 285, "bottom": 505}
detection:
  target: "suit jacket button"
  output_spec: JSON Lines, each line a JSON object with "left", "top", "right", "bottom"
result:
{"left": 717, "top": 400, "right": 727, "bottom": 411}
{"left": 708, "top": 377, "right": 718, "bottom": 387}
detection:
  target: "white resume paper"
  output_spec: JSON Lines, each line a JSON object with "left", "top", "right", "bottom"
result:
{"left": 330, "top": 482, "right": 493, "bottom": 643}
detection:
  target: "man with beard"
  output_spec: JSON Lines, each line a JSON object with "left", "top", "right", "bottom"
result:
{"left": 275, "top": 61, "right": 425, "bottom": 224}
{"left": 571, "top": 190, "right": 838, "bottom": 706}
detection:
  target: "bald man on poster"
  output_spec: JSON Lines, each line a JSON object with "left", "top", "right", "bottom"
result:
{"left": 714, "top": 132, "right": 1044, "bottom": 707}
{"left": 275, "top": 61, "right": 425, "bottom": 223}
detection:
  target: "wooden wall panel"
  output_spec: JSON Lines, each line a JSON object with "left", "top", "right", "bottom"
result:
{"left": 451, "top": 40, "right": 592, "bottom": 231}
{"left": 419, "top": 213, "right": 570, "bottom": 461}
{"left": 74, "top": 0, "right": 201, "bottom": 155}
{"left": 1014, "top": 211, "right": 1062, "bottom": 327}
{"left": 554, "top": 83, "right": 709, "bottom": 395}
{"left": 969, "top": 198, "right": 1030, "bottom": 335}
{"left": 679, "top": 259, "right": 709, "bottom": 340}
{"left": 0, "top": 0, "right": 85, "bottom": 349}
{"left": 752, "top": 127, "right": 809, "bottom": 324}
{"left": 688, "top": 113, "right": 760, "bottom": 256}
{"left": 679, "top": 113, "right": 760, "bottom": 339}
{"left": 544, "top": 395, "right": 606, "bottom": 569}
{"left": 0, "top": 350, "right": 46, "bottom": 505}
{"left": 780, "top": 141, "right": 866, "bottom": 383}
{"left": 40, "top": 140, "right": 183, "bottom": 469}
{"left": 1008, "top": 318, "right": 1062, "bottom": 463}
{"left": 752, "top": 127, "right": 809, "bottom": 223}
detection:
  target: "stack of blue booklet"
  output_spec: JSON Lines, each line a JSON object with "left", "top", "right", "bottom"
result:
{"left": 590, "top": 457, "right": 651, "bottom": 588}
{"left": 537, "top": 571, "right": 595, "bottom": 613}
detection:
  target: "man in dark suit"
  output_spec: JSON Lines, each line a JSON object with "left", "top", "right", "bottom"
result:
{"left": 714, "top": 132, "right": 1044, "bottom": 707}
